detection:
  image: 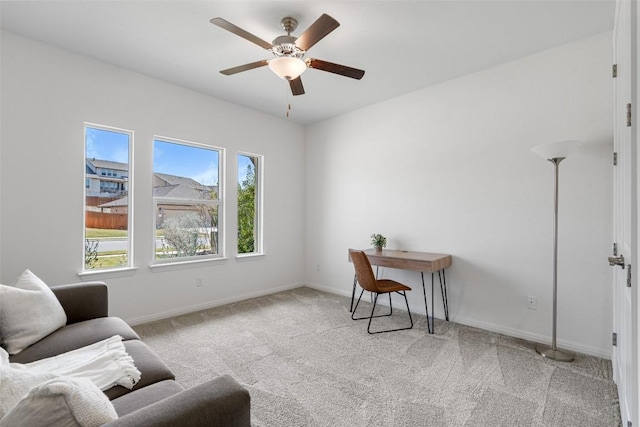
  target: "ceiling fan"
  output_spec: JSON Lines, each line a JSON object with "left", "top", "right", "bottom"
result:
{"left": 210, "top": 14, "right": 365, "bottom": 96}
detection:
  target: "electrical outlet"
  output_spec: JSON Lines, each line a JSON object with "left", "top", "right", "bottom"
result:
{"left": 196, "top": 277, "right": 204, "bottom": 287}
{"left": 527, "top": 296, "right": 537, "bottom": 310}
{"left": 316, "top": 264, "right": 320, "bottom": 272}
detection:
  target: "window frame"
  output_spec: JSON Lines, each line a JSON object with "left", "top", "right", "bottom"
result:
{"left": 82, "top": 122, "right": 134, "bottom": 274}
{"left": 152, "top": 136, "right": 225, "bottom": 266}
{"left": 237, "top": 152, "right": 263, "bottom": 257}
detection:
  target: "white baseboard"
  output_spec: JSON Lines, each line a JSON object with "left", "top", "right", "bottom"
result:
{"left": 304, "top": 282, "right": 611, "bottom": 360}
{"left": 306, "top": 282, "right": 353, "bottom": 298}
{"left": 125, "top": 282, "right": 304, "bottom": 326}
{"left": 451, "top": 315, "right": 611, "bottom": 360}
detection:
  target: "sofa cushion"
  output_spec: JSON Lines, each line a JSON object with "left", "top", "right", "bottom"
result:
{"left": 51, "top": 282, "right": 108, "bottom": 324}
{"left": 104, "top": 340, "right": 175, "bottom": 400}
{"left": 9, "top": 318, "right": 140, "bottom": 364}
{"left": 103, "top": 376, "right": 251, "bottom": 427}
{"left": 0, "top": 270, "right": 67, "bottom": 355}
{"left": 111, "top": 380, "right": 184, "bottom": 417}
{"left": 0, "top": 377, "right": 117, "bottom": 427}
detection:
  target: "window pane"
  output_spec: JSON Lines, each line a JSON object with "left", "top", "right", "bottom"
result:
{"left": 238, "top": 154, "right": 260, "bottom": 254}
{"left": 156, "top": 205, "right": 218, "bottom": 258}
{"left": 153, "top": 139, "right": 221, "bottom": 262}
{"left": 153, "top": 140, "right": 219, "bottom": 200}
{"left": 84, "top": 125, "right": 131, "bottom": 270}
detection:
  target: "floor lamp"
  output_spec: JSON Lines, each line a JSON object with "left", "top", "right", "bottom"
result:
{"left": 531, "top": 140, "right": 580, "bottom": 362}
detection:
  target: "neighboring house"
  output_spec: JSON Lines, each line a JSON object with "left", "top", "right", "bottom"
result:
{"left": 96, "top": 197, "right": 128, "bottom": 214}
{"left": 87, "top": 165, "right": 218, "bottom": 228}
{"left": 85, "top": 158, "right": 128, "bottom": 198}
{"left": 153, "top": 173, "right": 218, "bottom": 228}
{"left": 153, "top": 173, "right": 217, "bottom": 199}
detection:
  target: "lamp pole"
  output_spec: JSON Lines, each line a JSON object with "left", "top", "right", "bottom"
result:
{"left": 535, "top": 156, "right": 574, "bottom": 362}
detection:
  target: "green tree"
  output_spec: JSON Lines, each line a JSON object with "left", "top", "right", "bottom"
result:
{"left": 196, "top": 187, "right": 219, "bottom": 255}
{"left": 238, "top": 164, "right": 256, "bottom": 253}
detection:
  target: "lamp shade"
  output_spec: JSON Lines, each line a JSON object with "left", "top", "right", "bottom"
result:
{"left": 531, "top": 140, "right": 581, "bottom": 160}
{"left": 268, "top": 57, "right": 307, "bottom": 81}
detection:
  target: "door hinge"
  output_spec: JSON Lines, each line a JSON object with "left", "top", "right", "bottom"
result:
{"left": 627, "top": 264, "right": 632, "bottom": 287}
{"left": 613, "top": 332, "right": 617, "bottom": 346}
{"left": 613, "top": 64, "right": 617, "bottom": 78}
{"left": 613, "top": 243, "right": 618, "bottom": 256}
{"left": 613, "top": 152, "right": 618, "bottom": 165}
{"left": 627, "top": 103, "right": 632, "bottom": 127}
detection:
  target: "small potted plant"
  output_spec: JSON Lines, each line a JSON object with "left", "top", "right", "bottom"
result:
{"left": 370, "top": 233, "right": 387, "bottom": 252}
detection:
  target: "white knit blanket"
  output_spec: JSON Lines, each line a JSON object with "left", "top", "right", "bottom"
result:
{"left": 0, "top": 335, "right": 141, "bottom": 417}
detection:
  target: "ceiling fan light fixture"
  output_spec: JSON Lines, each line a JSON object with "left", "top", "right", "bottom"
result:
{"left": 268, "top": 57, "right": 307, "bottom": 81}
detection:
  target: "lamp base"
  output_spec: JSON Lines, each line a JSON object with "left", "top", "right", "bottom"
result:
{"left": 535, "top": 344, "right": 574, "bottom": 362}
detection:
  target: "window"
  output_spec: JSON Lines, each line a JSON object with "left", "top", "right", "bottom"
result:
{"left": 153, "top": 138, "right": 222, "bottom": 262}
{"left": 84, "top": 124, "right": 133, "bottom": 271}
{"left": 237, "top": 153, "right": 262, "bottom": 255}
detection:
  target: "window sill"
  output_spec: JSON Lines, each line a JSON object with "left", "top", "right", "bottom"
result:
{"left": 235, "top": 253, "right": 265, "bottom": 262}
{"left": 149, "top": 257, "right": 229, "bottom": 272}
{"left": 78, "top": 267, "right": 138, "bottom": 280}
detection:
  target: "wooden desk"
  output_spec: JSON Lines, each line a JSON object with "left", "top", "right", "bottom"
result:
{"left": 348, "top": 249, "right": 452, "bottom": 334}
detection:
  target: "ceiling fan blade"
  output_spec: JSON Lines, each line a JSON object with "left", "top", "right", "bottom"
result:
{"left": 295, "top": 14, "right": 340, "bottom": 51}
{"left": 289, "top": 76, "right": 305, "bottom": 96}
{"left": 220, "top": 60, "right": 269, "bottom": 75}
{"left": 210, "top": 17, "right": 273, "bottom": 50}
{"left": 306, "top": 58, "right": 365, "bottom": 80}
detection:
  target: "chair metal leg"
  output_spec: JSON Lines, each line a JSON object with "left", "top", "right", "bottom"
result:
{"left": 352, "top": 289, "right": 392, "bottom": 320}
{"left": 403, "top": 290, "right": 414, "bottom": 329}
{"left": 367, "top": 291, "right": 413, "bottom": 334}
{"left": 352, "top": 290, "right": 413, "bottom": 334}
{"left": 366, "top": 293, "right": 380, "bottom": 333}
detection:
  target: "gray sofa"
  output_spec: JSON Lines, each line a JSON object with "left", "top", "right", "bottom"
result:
{"left": 8, "top": 281, "right": 251, "bottom": 426}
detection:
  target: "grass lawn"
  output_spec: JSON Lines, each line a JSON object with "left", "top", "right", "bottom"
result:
{"left": 86, "top": 228, "right": 127, "bottom": 238}
{"left": 85, "top": 228, "right": 165, "bottom": 238}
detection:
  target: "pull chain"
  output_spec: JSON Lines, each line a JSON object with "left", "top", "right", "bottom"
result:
{"left": 285, "top": 93, "right": 292, "bottom": 118}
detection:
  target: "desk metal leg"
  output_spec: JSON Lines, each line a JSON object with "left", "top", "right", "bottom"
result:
{"left": 431, "top": 272, "right": 435, "bottom": 333}
{"left": 421, "top": 272, "right": 432, "bottom": 334}
{"left": 438, "top": 270, "right": 449, "bottom": 321}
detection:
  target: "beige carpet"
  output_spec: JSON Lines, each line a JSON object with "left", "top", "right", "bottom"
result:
{"left": 133, "top": 287, "right": 621, "bottom": 426}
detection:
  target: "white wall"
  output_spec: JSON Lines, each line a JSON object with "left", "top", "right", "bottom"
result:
{"left": 304, "top": 32, "right": 613, "bottom": 358}
{"left": 0, "top": 29, "right": 615, "bottom": 358}
{"left": 0, "top": 31, "right": 306, "bottom": 323}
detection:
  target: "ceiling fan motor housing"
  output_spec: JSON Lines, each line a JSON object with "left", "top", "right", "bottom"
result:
{"left": 271, "top": 35, "right": 304, "bottom": 58}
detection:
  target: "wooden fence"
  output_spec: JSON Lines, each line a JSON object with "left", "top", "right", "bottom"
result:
{"left": 86, "top": 212, "right": 128, "bottom": 230}
{"left": 86, "top": 196, "right": 121, "bottom": 207}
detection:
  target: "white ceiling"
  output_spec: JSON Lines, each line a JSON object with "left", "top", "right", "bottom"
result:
{"left": 0, "top": 1, "right": 615, "bottom": 125}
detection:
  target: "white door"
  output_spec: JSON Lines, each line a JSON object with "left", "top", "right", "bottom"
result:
{"left": 612, "top": 1, "right": 637, "bottom": 426}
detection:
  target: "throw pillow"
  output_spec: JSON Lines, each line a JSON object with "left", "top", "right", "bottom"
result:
{"left": 0, "top": 377, "right": 118, "bottom": 427}
{"left": 0, "top": 269, "right": 67, "bottom": 355}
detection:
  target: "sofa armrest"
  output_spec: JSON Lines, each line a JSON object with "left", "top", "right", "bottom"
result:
{"left": 51, "top": 282, "right": 108, "bottom": 324}
{"left": 104, "top": 376, "right": 251, "bottom": 427}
